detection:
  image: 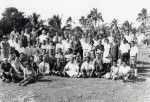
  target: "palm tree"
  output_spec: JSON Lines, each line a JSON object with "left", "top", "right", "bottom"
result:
{"left": 79, "top": 16, "right": 88, "bottom": 31}
{"left": 48, "top": 15, "right": 62, "bottom": 33}
{"left": 110, "top": 19, "right": 120, "bottom": 35}
{"left": 136, "top": 8, "right": 150, "bottom": 34}
{"left": 28, "top": 13, "right": 40, "bottom": 27}
{"left": 87, "top": 8, "right": 104, "bottom": 28}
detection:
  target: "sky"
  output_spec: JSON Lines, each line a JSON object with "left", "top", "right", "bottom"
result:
{"left": 0, "top": 0, "right": 150, "bottom": 26}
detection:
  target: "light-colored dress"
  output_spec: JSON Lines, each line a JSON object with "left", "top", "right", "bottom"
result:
{"left": 0, "top": 41, "right": 10, "bottom": 60}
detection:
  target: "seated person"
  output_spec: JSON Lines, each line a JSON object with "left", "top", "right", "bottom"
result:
{"left": 1, "top": 58, "right": 13, "bottom": 83}
{"left": 38, "top": 56, "right": 50, "bottom": 76}
{"left": 93, "top": 53, "right": 103, "bottom": 78}
{"left": 19, "top": 53, "right": 28, "bottom": 67}
{"left": 63, "top": 56, "right": 80, "bottom": 77}
{"left": 29, "top": 56, "right": 39, "bottom": 76}
{"left": 117, "top": 61, "right": 132, "bottom": 82}
{"left": 81, "top": 56, "right": 95, "bottom": 78}
{"left": 52, "top": 58, "right": 64, "bottom": 76}
{"left": 110, "top": 61, "right": 119, "bottom": 80}
{"left": 11, "top": 57, "right": 24, "bottom": 82}
{"left": 19, "top": 62, "right": 36, "bottom": 86}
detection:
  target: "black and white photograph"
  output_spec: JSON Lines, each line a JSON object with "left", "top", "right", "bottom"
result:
{"left": 0, "top": 0, "right": 150, "bottom": 102}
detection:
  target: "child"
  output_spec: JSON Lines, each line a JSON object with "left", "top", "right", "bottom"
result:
{"left": 110, "top": 61, "right": 119, "bottom": 80}
{"left": 19, "top": 62, "right": 36, "bottom": 86}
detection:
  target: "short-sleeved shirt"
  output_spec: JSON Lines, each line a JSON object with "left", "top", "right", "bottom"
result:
{"left": 119, "top": 43, "right": 130, "bottom": 54}
{"left": 81, "top": 61, "right": 94, "bottom": 70}
{"left": 130, "top": 46, "right": 138, "bottom": 57}
{"left": 119, "top": 65, "right": 131, "bottom": 75}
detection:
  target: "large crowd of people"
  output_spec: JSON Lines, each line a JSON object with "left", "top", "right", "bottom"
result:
{"left": 0, "top": 27, "right": 139, "bottom": 86}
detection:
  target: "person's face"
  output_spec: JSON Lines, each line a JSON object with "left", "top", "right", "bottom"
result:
{"left": 30, "top": 57, "right": 34, "bottom": 62}
{"left": 70, "top": 57, "right": 74, "bottom": 63}
{"left": 42, "top": 50, "right": 46, "bottom": 55}
{"left": 99, "top": 40, "right": 102, "bottom": 45}
{"left": 86, "top": 57, "right": 90, "bottom": 63}
{"left": 4, "top": 59, "right": 8, "bottom": 63}
{"left": 131, "top": 42, "right": 135, "bottom": 47}
{"left": 16, "top": 58, "right": 19, "bottom": 63}
{"left": 3, "top": 38, "right": 7, "bottom": 42}
{"left": 42, "top": 30, "right": 46, "bottom": 35}
{"left": 21, "top": 31, "right": 24, "bottom": 35}
{"left": 122, "top": 62, "right": 126, "bottom": 67}
{"left": 96, "top": 53, "right": 100, "bottom": 58}
{"left": 113, "top": 62, "right": 117, "bottom": 66}
{"left": 19, "top": 54, "right": 24, "bottom": 59}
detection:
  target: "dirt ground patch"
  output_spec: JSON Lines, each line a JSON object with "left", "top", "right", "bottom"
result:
{"left": 0, "top": 46, "right": 150, "bottom": 102}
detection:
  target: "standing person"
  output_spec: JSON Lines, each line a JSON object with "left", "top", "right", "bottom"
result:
{"left": 39, "top": 30, "right": 48, "bottom": 43}
{"left": 10, "top": 28, "right": 19, "bottom": 41}
{"left": 95, "top": 39, "right": 104, "bottom": 55}
{"left": 110, "top": 37, "right": 119, "bottom": 63}
{"left": 53, "top": 32, "right": 61, "bottom": 44}
{"left": 81, "top": 56, "right": 95, "bottom": 78}
{"left": 1, "top": 58, "right": 13, "bottom": 83}
{"left": 20, "top": 30, "right": 28, "bottom": 48}
{"left": 0, "top": 36, "right": 10, "bottom": 60}
{"left": 56, "top": 38, "right": 65, "bottom": 54}
{"left": 130, "top": 41, "right": 138, "bottom": 77}
{"left": 103, "top": 39, "right": 111, "bottom": 72}
{"left": 119, "top": 38, "right": 130, "bottom": 64}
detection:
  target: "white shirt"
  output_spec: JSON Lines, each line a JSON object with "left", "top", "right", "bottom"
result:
{"left": 39, "top": 35, "right": 47, "bottom": 43}
{"left": 125, "top": 34, "right": 134, "bottom": 43}
{"left": 130, "top": 46, "right": 138, "bottom": 57}
{"left": 65, "top": 62, "right": 79, "bottom": 77}
{"left": 62, "top": 40, "right": 71, "bottom": 53}
{"left": 108, "top": 36, "right": 113, "bottom": 43}
{"left": 119, "top": 43, "right": 130, "bottom": 54}
{"left": 81, "top": 61, "right": 94, "bottom": 70}
{"left": 38, "top": 62, "right": 50, "bottom": 74}
{"left": 119, "top": 65, "right": 131, "bottom": 75}
{"left": 56, "top": 43, "right": 65, "bottom": 53}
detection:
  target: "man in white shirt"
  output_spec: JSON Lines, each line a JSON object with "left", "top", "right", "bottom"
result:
{"left": 56, "top": 38, "right": 65, "bottom": 54}
{"left": 119, "top": 38, "right": 130, "bottom": 64}
{"left": 38, "top": 56, "right": 50, "bottom": 75}
{"left": 118, "top": 61, "right": 132, "bottom": 82}
{"left": 63, "top": 56, "right": 80, "bottom": 77}
{"left": 130, "top": 41, "right": 138, "bottom": 77}
{"left": 81, "top": 56, "right": 95, "bottom": 78}
{"left": 39, "top": 30, "right": 48, "bottom": 43}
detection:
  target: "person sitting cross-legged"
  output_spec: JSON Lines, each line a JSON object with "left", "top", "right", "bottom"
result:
{"left": 52, "top": 58, "right": 64, "bottom": 76}
{"left": 63, "top": 56, "right": 80, "bottom": 77}
{"left": 117, "top": 61, "right": 132, "bottom": 82}
{"left": 11, "top": 57, "right": 24, "bottom": 83}
{"left": 38, "top": 56, "right": 50, "bottom": 76}
{"left": 81, "top": 56, "right": 95, "bottom": 78}
{"left": 110, "top": 61, "right": 119, "bottom": 80}
{"left": 1, "top": 58, "right": 13, "bottom": 83}
{"left": 19, "top": 62, "right": 36, "bottom": 86}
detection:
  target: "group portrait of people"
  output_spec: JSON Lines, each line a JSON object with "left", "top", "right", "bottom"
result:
{"left": 0, "top": 26, "right": 139, "bottom": 86}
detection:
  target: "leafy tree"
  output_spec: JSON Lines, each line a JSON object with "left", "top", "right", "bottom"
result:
{"left": 136, "top": 8, "right": 150, "bottom": 34}
{"left": 0, "top": 7, "right": 29, "bottom": 35}
{"left": 87, "top": 8, "right": 104, "bottom": 29}
{"left": 48, "top": 15, "right": 62, "bottom": 35}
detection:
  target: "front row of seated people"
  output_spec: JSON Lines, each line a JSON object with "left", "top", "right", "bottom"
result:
{"left": 1, "top": 52, "right": 133, "bottom": 86}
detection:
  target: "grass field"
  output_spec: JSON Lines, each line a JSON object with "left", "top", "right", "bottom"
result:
{"left": 0, "top": 45, "right": 150, "bottom": 102}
